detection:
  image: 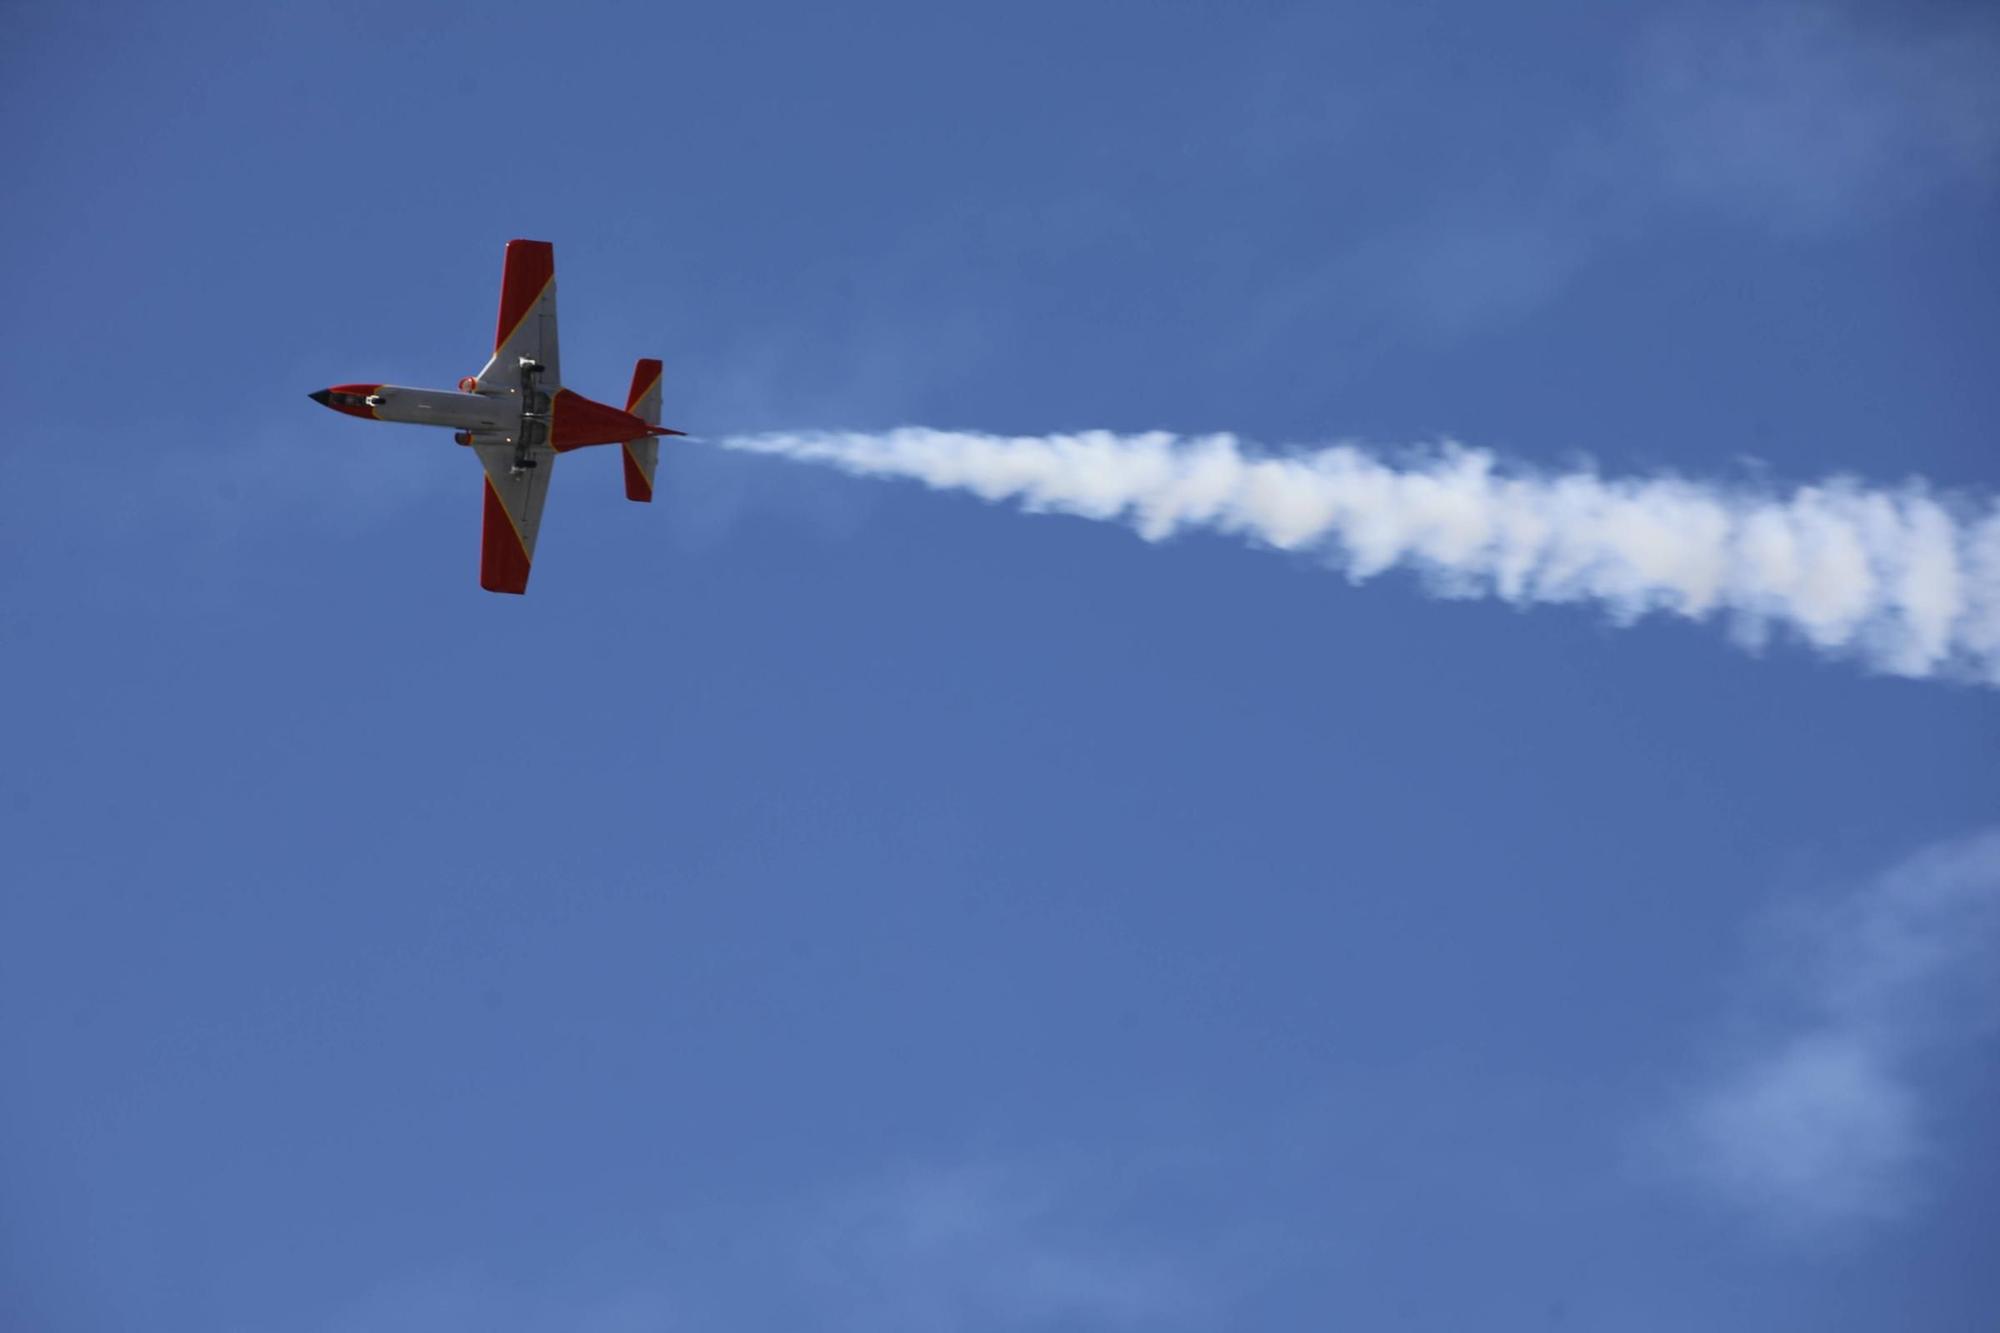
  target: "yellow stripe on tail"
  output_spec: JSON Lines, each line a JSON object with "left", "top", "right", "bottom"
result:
{"left": 622, "top": 359, "right": 663, "bottom": 503}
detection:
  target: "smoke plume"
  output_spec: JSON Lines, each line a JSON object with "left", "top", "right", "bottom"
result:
{"left": 720, "top": 429, "right": 2000, "bottom": 684}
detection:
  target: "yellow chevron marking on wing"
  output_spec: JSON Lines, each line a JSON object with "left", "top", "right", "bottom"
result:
{"left": 495, "top": 277, "right": 555, "bottom": 356}
{"left": 485, "top": 473, "right": 531, "bottom": 550}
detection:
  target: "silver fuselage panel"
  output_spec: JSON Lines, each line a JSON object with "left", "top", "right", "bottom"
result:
{"left": 366, "top": 386, "right": 519, "bottom": 434}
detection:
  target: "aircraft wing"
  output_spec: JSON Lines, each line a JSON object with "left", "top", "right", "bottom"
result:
{"left": 473, "top": 441, "right": 555, "bottom": 594}
{"left": 475, "top": 239, "right": 560, "bottom": 391}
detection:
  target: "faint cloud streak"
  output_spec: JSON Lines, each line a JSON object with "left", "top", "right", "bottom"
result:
{"left": 1664, "top": 829, "right": 2000, "bottom": 1231}
{"left": 1636, "top": 2, "right": 2000, "bottom": 233}
{"left": 1266, "top": 2, "right": 2000, "bottom": 344}
{"left": 802, "top": 1161, "right": 1186, "bottom": 1331}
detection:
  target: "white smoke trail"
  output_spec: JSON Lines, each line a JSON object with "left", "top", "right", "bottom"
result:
{"left": 719, "top": 429, "right": 2000, "bottom": 684}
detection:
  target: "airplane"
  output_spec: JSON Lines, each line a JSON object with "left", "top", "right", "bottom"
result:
{"left": 309, "top": 239, "right": 683, "bottom": 593}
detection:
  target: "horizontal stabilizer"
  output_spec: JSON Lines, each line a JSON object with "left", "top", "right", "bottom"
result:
{"left": 626, "top": 359, "right": 663, "bottom": 422}
{"left": 622, "top": 439, "right": 658, "bottom": 503}
{"left": 622, "top": 358, "right": 665, "bottom": 503}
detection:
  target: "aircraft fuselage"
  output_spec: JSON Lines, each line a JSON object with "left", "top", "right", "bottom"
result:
{"left": 310, "top": 380, "right": 654, "bottom": 450}
{"left": 312, "top": 383, "right": 527, "bottom": 437}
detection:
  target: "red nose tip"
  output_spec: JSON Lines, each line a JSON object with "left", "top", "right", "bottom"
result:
{"left": 311, "top": 385, "right": 383, "bottom": 419}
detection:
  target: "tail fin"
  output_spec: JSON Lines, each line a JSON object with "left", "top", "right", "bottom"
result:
{"left": 620, "top": 358, "right": 663, "bottom": 503}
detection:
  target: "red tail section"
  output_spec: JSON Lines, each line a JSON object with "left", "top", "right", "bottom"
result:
{"left": 549, "top": 389, "right": 649, "bottom": 452}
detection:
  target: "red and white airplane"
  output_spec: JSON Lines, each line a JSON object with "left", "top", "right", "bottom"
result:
{"left": 309, "top": 239, "right": 683, "bottom": 593}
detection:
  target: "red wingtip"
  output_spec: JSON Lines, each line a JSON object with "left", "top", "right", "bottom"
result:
{"left": 649, "top": 427, "right": 687, "bottom": 437}
{"left": 479, "top": 477, "right": 533, "bottom": 594}
{"left": 494, "top": 240, "right": 555, "bottom": 355}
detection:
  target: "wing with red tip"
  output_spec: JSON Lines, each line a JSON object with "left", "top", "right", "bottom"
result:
{"left": 472, "top": 441, "right": 555, "bottom": 594}
{"left": 475, "top": 239, "right": 561, "bottom": 391}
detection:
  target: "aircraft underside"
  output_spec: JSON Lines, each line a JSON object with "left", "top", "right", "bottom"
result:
{"left": 308, "top": 240, "right": 682, "bottom": 593}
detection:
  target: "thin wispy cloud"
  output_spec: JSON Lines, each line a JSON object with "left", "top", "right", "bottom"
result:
{"left": 723, "top": 429, "right": 2000, "bottom": 685}
{"left": 314, "top": 1159, "right": 1193, "bottom": 1333}
{"left": 1275, "top": 2, "right": 2000, "bottom": 342}
{"left": 802, "top": 1162, "right": 1186, "bottom": 1331}
{"left": 1636, "top": 2, "right": 2000, "bottom": 233}
{"left": 319, "top": 1269, "right": 685, "bottom": 1333}
{"left": 1663, "top": 829, "right": 2000, "bottom": 1231}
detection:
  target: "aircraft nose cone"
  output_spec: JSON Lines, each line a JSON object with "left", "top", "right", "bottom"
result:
{"left": 309, "top": 389, "right": 332, "bottom": 406}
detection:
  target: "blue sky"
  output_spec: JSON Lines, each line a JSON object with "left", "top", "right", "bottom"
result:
{"left": 3, "top": 2, "right": 1997, "bottom": 1329}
